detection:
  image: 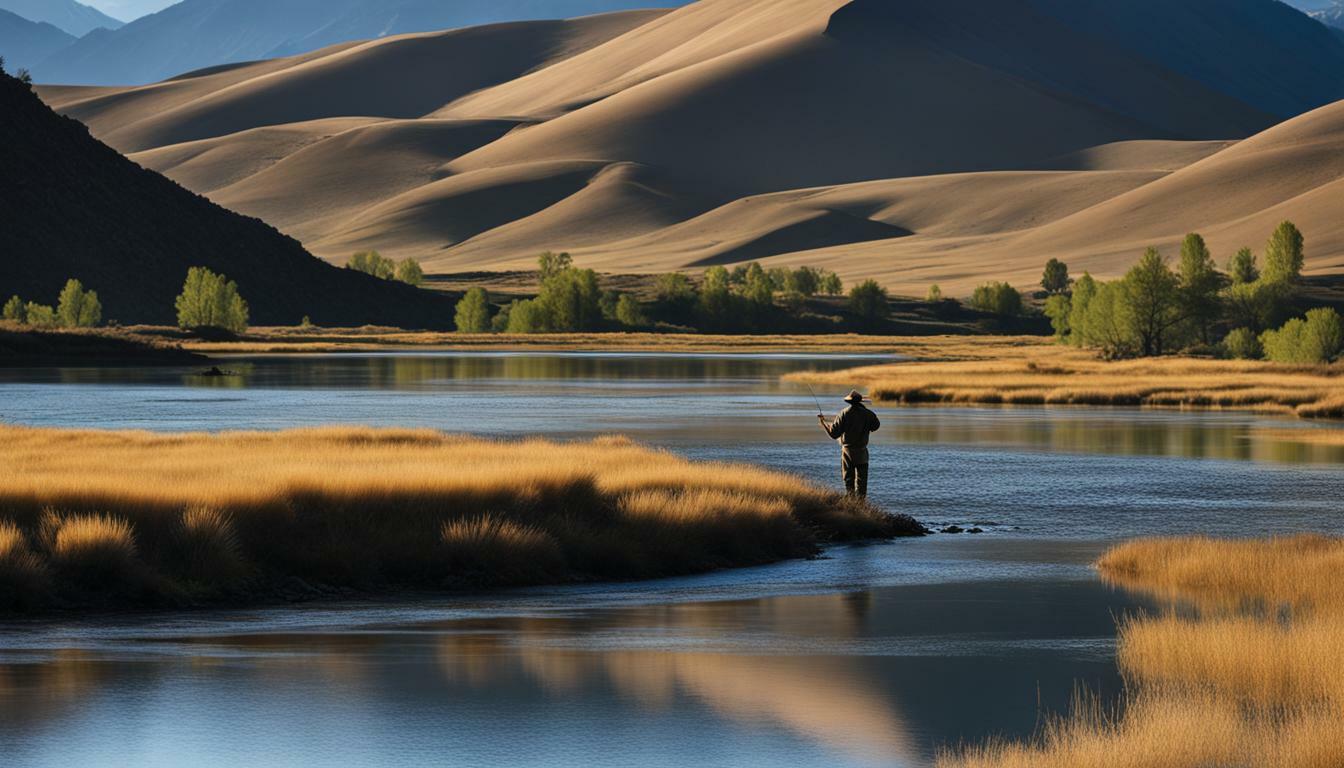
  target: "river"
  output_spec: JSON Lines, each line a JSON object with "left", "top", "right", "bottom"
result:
{"left": 0, "top": 352, "right": 1339, "bottom": 767}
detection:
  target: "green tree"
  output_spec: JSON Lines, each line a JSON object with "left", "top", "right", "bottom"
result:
{"left": 394, "top": 258, "right": 424, "bottom": 287}
{"left": 1260, "top": 309, "right": 1342, "bottom": 364}
{"left": 1077, "top": 281, "right": 1133, "bottom": 358}
{"left": 56, "top": 279, "right": 102, "bottom": 328}
{"left": 926, "top": 284, "right": 943, "bottom": 303}
{"left": 1041, "top": 258, "right": 1071, "bottom": 295}
{"left": 454, "top": 288, "right": 491, "bottom": 333}
{"left": 970, "top": 282, "right": 1023, "bottom": 317}
{"left": 1044, "top": 294, "right": 1071, "bottom": 339}
{"left": 538, "top": 268, "right": 603, "bottom": 331}
{"left": 848, "top": 280, "right": 888, "bottom": 325}
{"left": 24, "top": 303, "right": 57, "bottom": 328}
{"left": 789, "top": 267, "right": 820, "bottom": 297}
{"left": 698, "top": 266, "right": 735, "bottom": 328}
{"left": 767, "top": 267, "right": 793, "bottom": 292}
{"left": 505, "top": 299, "right": 545, "bottom": 333}
{"left": 347, "top": 251, "right": 395, "bottom": 280}
{"left": 655, "top": 272, "right": 696, "bottom": 303}
{"left": 1228, "top": 247, "right": 1258, "bottom": 285}
{"left": 1177, "top": 233, "right": 1224, "bottom": 344}
{"left": 1120, "top": 248, "right": 1184, "bottom": 357}
{"left": 537, "top": 251, "right": 573, "bottom": 282}
{"left": 1065, "top": 273, "right": 1098, "bottom": 347}
{"left": 615, "top": 294, "right": 647, "bottom": 328}
{"left": 818, "top": 271, "right": 844, "bottom": 296}
{"left": 2, "top": 295, "right": 24, "bottom": 323}
{"left": 175, "top": 266, "right": 249, "bottom": 333}
{"left": 1262, "top": 221, "right": 1304, "bottom": 285}
{"left": 1222, "top": 328, "right": 1262, "bottom": 360}
{"left": 742, "top": 268, "right": 774, "bottom": 309}
{"left": 490, "top": 303, "right": 512, "bottom": 333}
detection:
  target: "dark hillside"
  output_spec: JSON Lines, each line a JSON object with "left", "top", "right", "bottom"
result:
{"left": 0, "top": 69, "right": 456, "bottom": 328}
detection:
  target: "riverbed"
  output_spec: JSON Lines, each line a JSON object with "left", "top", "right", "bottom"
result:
{"left": 0, "top": 352, "right": 1339, "bottom": 767}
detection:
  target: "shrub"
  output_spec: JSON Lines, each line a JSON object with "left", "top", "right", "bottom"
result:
{"left": 926, "top": 284, "right": 943, "bottom": 303}
{"left": 299, "top": 315, "right": 315, "bottom": 329}
{"left": 50, "top": 513, "right": 140, "bottom": 589}
{"left": 24, "top": 302, "right": 57, "bottom": 328}
{"left": 175, "top": 507, "right": 245, "bottom": 585}
{"left": 440, "top": 515, "right": 565, "bottom": 585}
{"left": 3, "top": 295, "right": 25, "bottom": 322}
{"left": 347, "top": 250, "right": 395, "bottom": 279}
{"left": 1041, "top": 258, "right": 1070, "bottom": 294}
{"left": 615, "top": 294, "right": 647, "bottom": 328}
{"left": 454, "top": 288, "right": 491, "bottom": 333}
{"left": 490, "top": 303, "right": 512, "bottom": 332}
{"left": 1222, "top": 327, "right": 1263, "bottom": 360}
{"left": 969, "top": 282, "right": 1023, "bottom": 317}
{"left": 56, "top": 278, "right": 102, "bottom": 328}
{"left": 848, "top": 279, "right": 889, "bottom": 324}
{"left": 538, "top": 267, "right": 602, "bottom": 331}
{"left": 0, "top": 521, "right": 49, "bottom": 607}
{"left": 394, "top": 258, "right": 424, "bottom": 287}
{"left": 1261, "top": 308, "right": 1344, "bottom": 364}
{"left": 175, "top": 266, "right": 249, "bottom": 333}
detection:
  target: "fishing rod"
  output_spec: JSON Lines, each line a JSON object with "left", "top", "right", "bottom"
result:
{"left": 805, "top": 382, "right": 824, "bottom": 417}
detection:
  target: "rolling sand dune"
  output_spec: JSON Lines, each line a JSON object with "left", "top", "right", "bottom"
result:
{"left": 34, "top": 0, "right": 1344, "bottom": 296}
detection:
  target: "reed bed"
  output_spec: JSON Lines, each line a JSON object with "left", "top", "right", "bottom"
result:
{"left": 791, "top": 342, "right": 1344, "bottom": 419}
{"left": 940, "top": 535, "right": 1344, "bottom": 768}
{"left": 0, "top": 426, "right": 916, "bottom": 610}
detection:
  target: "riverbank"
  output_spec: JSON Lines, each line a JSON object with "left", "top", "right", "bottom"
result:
{"left": 942, "top": 535, "right": 1344, "bottom": 768}
{"left": 0, "top": 425, "right": 922, "bottom": 612}
{"left": 789, "top": 338, "right": 1344, "bottom": 419}
{"left": 0, "top": 325, "right": 206, "bottom": 366}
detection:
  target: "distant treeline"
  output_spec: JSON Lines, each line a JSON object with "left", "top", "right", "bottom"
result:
{"left": 1037, "top": 221, "right": 1341, "bottom": 363}
{"left": 451, "top": 252, "right": 909, "bottom": 335}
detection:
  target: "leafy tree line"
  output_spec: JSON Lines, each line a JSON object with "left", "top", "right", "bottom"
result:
{"left": 4, "top": 280, "right": 102, "bottom": 329}
{"left": 1041, "top": 221, "right": 1341, "bottom": 363}
{"left": 453, "top": 253, "right": 885, "bottom": 334}
{"left": 346, "top": 251, "right": 424, "bottom": 287}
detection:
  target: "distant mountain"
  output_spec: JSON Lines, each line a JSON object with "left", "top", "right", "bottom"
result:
{"left": 0, "top": 9, "right": 75, "bottom": 73}
{"left": 0, "top": 0, "right": 122, "bottom": 36}
{"left": 1313, "top": 2, "right": 1344, "bottom": 30}
{"left": 0, "top": 66, "right": 456, "bottom": 327}
{"left": 32, "top": 0, "right": 682, "bottom": 85}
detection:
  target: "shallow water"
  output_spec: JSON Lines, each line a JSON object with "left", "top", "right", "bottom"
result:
{"left": 1, "top": 352, "right": 1340, "bottom": 766}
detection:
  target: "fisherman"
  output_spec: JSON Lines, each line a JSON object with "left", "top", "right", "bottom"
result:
{"left": 818, "top": 390, "right": 881, "bottom": 497}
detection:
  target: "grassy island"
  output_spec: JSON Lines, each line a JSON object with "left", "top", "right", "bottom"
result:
{"left": 943, "top": 535, "right": 1344, "bottom": 768}
{"left": 790, "top": 336, "right": 1344, "bottom": 419}
{"left": 0, "top": 426, "right": 920, "bottom": 611}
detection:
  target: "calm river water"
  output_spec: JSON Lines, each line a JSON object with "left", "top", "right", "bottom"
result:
{"left": 1, "top": 352, "right": 1340, "bottom": 767}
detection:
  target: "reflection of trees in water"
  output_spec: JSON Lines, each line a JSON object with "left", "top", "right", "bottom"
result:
{"left": 429, "top": 593, "right": 918, "bottom": 765}
{"left": 884, "top": 413, "right": 1344, "bottom": 464}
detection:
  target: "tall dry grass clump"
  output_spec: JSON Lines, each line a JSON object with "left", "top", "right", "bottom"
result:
{"left": 790, "top": 338, "right": 1344, "bottom": 419}
{"left": 0, "top": 425, "right": 920, "bottom": 609}
{"left": 939, "top": 535, "right": 1344, "bottom": 768}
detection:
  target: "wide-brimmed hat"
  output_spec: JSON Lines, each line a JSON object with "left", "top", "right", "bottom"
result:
{"left": 844, "top": 390, "right": 866, "bottom": 403}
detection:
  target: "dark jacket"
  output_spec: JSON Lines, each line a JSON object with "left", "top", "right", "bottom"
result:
{"left": 824, "top": 403, "right": 881, "bottom": 463}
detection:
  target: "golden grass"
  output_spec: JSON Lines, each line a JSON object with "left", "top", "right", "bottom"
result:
{"left": 791, "top": 339, "right": 1344, "bottom": 419}
{"left": 0, "top": 425, "right": 915, "bottom": 608}
{"left": 940, "top": 536, "right": 1344, "bottom": 768}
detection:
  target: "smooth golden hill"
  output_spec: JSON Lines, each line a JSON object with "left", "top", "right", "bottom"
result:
{"left": 36, "top": 0, "right": 1344, "bottom": 294}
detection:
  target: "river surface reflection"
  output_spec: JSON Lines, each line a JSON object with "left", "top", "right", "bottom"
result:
{"left": 0, "top": 352, "right": 1339, "bottom": 766}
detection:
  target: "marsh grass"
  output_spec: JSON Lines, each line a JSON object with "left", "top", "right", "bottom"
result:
{"left": 940, "top": 536, "right": 1344, "bottom": 768}
{"left": 791, "top": 341, "right": 1344, "bottom": 419}
{"left": 0, "top": 426, "right": 916, "bottom": 609}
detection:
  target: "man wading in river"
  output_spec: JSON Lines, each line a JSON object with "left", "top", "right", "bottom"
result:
{"left": 818, "top": 390, "right": 881, "bottom": 497}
